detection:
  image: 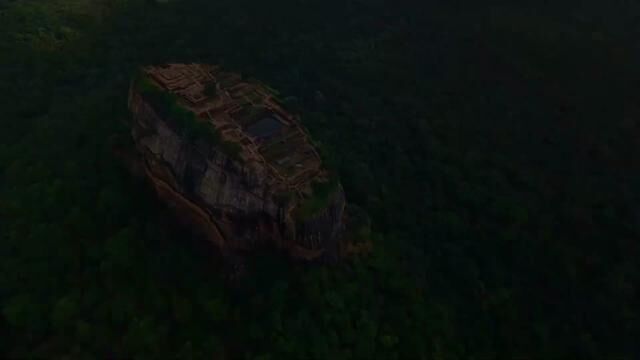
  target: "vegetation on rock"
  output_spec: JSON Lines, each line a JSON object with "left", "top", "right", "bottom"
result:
{"left": 295, "top": 177, "right": 341, "bottom": 220}
{"left": 135, "top": 74, "right": 243, "bottom": 161}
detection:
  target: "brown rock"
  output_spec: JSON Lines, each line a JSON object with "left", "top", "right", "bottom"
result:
{"left": 127, "top": 63, "right": 347, "bottom": 261}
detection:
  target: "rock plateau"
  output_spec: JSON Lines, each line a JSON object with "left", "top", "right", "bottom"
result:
{"left": 127, "top": 63, "right": 347, "bottom": 261}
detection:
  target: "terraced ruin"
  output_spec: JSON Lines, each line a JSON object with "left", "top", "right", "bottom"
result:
{"left": 128, "top": 63, "right": 346, "bottom": 260}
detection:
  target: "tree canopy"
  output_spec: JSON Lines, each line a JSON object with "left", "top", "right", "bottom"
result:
{"left": 0, "top": 0, "right": 637, "bottom": 358}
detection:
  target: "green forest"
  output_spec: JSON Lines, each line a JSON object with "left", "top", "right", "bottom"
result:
{"left": 0, "top": 0, "right": 638, "bottom": 358}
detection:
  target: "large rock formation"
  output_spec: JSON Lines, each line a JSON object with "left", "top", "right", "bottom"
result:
{"left": 127, "top": 64, "right": 346, "bottom": 260}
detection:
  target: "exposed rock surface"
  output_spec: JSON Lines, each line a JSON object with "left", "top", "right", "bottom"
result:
{"left": 127, "top": 64, "right": 347, "bottom": 260}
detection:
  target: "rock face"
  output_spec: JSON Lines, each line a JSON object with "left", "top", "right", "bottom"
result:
{"left": 127, "top": 64, "right": 346, "bottom": 260}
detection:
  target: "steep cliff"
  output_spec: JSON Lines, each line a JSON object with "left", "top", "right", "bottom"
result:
{"left": 127, "top": 64, "right": 347, "bottom": 260}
